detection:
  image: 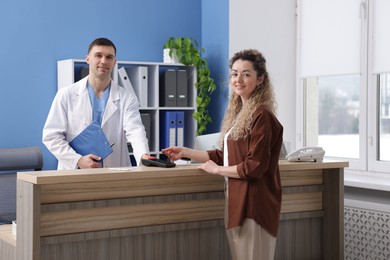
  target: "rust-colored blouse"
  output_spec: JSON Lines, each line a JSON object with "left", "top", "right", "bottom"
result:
{"left": 207, "top": 107, "right": 283, "bottom": 237}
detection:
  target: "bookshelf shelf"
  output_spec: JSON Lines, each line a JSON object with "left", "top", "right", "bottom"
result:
{"left": 57, "top": 59, "right": 197, "bottom": 161}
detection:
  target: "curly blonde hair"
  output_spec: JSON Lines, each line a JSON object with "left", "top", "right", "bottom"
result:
{"left": 218, "top": 49, "right": 277, "bottom": 146}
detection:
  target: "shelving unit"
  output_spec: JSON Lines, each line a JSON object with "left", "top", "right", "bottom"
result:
{"left": 57, "top": 59, "right": 197, "bottom": 158}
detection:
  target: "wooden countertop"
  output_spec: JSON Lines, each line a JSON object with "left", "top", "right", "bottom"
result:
{"left": 278, "top": 159, "right": 348, "bottom": 171}
{"left": 17, "top": 160, "right": 349, "bottom": 185}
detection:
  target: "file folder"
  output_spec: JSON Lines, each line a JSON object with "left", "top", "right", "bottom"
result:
{"left": 176, "top": 70, "right": 188, "bottom": 107}
{"left": 160, "top": 111, "right": 176, "bottom": 149}
{"left": 176, "top": 111, "right": 185, "bottom": 147}
{"left": 126, "top": 66, "right": 148, "bottom": 107}
{"left": 118, "top": 67, "right": 137, "bottom": 99}
{"left": 80, "top": 67, "right": 89, "bottom": 79}
{"left": 127, "top": 113, "right": 151, "bottom": 153}
{"left": 69, "top": 123, "right": 113, "bottom": 160}
{"left": 161, "top": 69, "right": 177, "bottom": 107}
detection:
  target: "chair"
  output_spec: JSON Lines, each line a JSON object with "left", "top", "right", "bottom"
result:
{"left": 0, "top": 147, "right": 43, "bottom": 224}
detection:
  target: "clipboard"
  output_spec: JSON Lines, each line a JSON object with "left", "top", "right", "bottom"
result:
{"left": 69, "top": 123, "right": 113, "bottom": 160}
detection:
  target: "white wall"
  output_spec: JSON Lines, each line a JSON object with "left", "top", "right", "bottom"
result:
{"left": 229, "top": 0, "right": 297, "bottom": 148}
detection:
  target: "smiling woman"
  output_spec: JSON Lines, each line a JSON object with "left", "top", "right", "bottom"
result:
{"left": 229, "top": 60, "right": 263, "bottom": 102}
{"left": 161, "top": 49, "right": 283, "bottom": 260}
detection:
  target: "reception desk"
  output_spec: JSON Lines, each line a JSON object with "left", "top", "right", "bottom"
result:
{"left": 0, "top": 160, "right": 348, "bottom": 260}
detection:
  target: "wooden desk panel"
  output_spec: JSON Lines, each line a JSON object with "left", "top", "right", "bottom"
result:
{"left": 39, "top": 173, "right": 224, "bottom": 204}
{"left": 40, "top": 199, "right": 225, "bottom": 237}
{"left": 9, "top": 161, "right": 348, "bottom": 260}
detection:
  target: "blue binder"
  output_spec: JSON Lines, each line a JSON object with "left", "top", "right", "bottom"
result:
{"left": 176, "top": 112, "right": 185, "bottom": 147}
{"left": 69, "top": 123, "right": 113, "bottom": 160}
{"left": 160, "top": 111, "right": 177, "bottom": 149}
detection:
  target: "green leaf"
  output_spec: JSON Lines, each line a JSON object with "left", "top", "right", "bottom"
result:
{"left": 163, "top": 37, "right": 216, "bottom": 135}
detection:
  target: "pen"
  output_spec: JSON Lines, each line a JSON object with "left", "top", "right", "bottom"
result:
{"left": 110, "top": 143, "right": 115, "bottom": 148}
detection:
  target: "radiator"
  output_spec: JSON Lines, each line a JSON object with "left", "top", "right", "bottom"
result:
{"left": 345, "top": 202, "right": 390, "bottom": 260}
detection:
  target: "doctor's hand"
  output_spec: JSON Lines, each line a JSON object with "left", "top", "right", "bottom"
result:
{"left": 77, "top": 154, "right": 102, "bottom": 169}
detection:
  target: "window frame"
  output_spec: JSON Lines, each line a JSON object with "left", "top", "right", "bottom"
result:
{"left": 297, "top": 0, "right": 390, "bottom": 175}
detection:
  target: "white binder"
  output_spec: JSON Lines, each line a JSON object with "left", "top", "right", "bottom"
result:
{"left": 126, "top": 66, "right": 148, "bottom": 108}
{"left": 176, "top": 111, "right": 184, "bottom": 147}
{"left": 117, "top": 67, "right": 137, "bottom": 99}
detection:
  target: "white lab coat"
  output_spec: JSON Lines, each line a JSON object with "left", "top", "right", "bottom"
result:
{"left": 42, "top": 76, "right": 149, "bottom": 169}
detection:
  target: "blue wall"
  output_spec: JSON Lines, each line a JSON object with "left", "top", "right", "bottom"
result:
{"left": 0, "top": 0, "right": 228, "bottom": 170}
{"left": 202, "top": 0, "right": 229, "bottom": 134}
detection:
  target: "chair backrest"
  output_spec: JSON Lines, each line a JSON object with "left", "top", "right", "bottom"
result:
{"left": 192, "top": 133, "right": 220, "bottom": 164}
{"left": 193, "top": 132, "right": 220, "bottom": 151}
{"left": 0, "top": 146, "right": 43, "bottom": 224}
{"left": 0, "top": 146, "right": 43, "bottom": 171}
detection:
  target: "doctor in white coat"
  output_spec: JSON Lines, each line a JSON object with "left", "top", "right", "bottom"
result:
{"left": 43, "top": 38, "right": 152, "bottom": 169}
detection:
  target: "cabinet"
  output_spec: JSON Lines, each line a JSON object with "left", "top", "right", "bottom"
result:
{"left": 57, "top": 59, "right": 197, "bottom": 158}
{"left": 0, "top": 160, "right": 348, "bottom": 260}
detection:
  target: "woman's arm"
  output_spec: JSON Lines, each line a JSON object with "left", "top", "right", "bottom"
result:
{"left": 197, "top": 160, "right": 240, "bottom": 179}
{"left": 162, "top": 146, "right": 210, "bottom": 163}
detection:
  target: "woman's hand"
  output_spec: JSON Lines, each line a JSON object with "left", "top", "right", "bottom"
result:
{"left": 141, "top": 154, "right": 157, "bottom": 160}
{"left": 198, "top": 161, "right": 239, "bottom": 178}
{"left": 197, "top": 160, "right": 220, "bottom": 175}
{"left": 161, "top": 146, "right": 186, "bottom": 161}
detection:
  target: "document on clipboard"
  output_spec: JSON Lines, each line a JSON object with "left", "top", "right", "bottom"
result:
{"left": 69, "top": 123, "right": 113, "bottom": 160}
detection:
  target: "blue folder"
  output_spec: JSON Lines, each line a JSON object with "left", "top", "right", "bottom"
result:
{"left": 69, "top": 123, "right": 113, "bottom": 160}
{"left": 160, "top": 111, "right": 177, "bottom": 149}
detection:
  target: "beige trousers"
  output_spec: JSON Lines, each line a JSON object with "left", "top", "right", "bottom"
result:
{"left": 225, "top": 218, "right": 276, "bottom": 260}
{"left": 224, "top": 181, "right": 276, "bottom": 260}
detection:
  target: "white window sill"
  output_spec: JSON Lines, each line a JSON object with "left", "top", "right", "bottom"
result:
{"left": 344, "top": 170, "right": 390, "bottom": 192}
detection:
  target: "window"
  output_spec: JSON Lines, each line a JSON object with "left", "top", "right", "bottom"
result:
{"left": 297, "top": 0, "right": 390, "bottom": 174}
{"left": 379, "top": 73, "right": 390, "bottom": 161}
{"left": 305, "top": 75, "right": 360, "bottom": 159}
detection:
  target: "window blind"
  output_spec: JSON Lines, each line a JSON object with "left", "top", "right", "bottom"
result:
{"left": 300, "top": 0, "right": 361, "bottom": 77}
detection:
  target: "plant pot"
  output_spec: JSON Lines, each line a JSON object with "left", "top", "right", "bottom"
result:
{"left": 163, "top": 48, "right": 180, "bottom": 63}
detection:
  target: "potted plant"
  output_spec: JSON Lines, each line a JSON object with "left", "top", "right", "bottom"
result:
{"left": 163, "top": 37, "right": 216, "bottom": 135}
